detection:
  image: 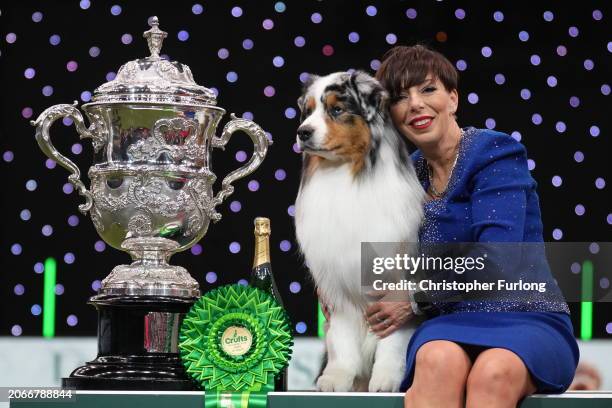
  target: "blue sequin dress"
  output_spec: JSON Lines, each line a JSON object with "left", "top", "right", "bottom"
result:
{"left": 400, "top": 128, "right": 579, "bottom": 393}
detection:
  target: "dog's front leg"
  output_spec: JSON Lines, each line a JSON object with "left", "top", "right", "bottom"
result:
{"left": 369, "top": 326, "right": 412, "bottom": 392}
{"left": 317, "top": 309, "right": 363, "bottom": 392}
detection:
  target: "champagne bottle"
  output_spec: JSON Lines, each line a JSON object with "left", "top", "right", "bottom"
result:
{"left": 250, "top": 217, "right": 288, "bottom": 391}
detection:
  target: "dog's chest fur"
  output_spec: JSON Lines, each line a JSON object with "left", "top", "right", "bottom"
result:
{"left": 295, "top": 139, "right": 423, "bottom": 308}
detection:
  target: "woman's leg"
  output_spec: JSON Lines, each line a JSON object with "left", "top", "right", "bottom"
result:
{"left": 465, "top": 348, "right": 537, "bottom": 408}
{"left": 404, "top": 340, "right": 472, "bottom": 408}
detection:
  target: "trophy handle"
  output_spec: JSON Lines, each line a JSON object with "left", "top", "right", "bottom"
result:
{"left": 210, "top": 113, "right": 271, "bottom": 222}
{"left": 31, "top": 101, "right": 96, "bottom": 214}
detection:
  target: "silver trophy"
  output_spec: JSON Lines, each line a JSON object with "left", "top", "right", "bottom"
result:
{"left": 33, "top": 17, "right": 269, "bottom": 299}
{"left": 31, "top": 17, "right": 270, "bottom": 389}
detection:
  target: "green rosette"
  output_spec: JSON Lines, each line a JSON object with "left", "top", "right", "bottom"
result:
{"left": 179, "top": 284, "right": 293, "bottom": 393}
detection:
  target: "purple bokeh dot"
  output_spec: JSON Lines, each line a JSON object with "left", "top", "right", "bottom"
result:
{"left": 275, "top": 169, "right": 287, "bottom": 181}
{"left": 55, "top": 284, "right": 64, "bottom": 295}
{"left": 405, "top": 8, "right": 417, "bottom": 19}
{"left": 178, "top": 30, "right": 190, "bottom": 42}
{"left": 595, "top": 178, "right": 605, "bottom": 189}
{"left": 80, "top": 0, "right": 90, "bottom": 9}
{"left": 518, "top": 31, "right": 529, "bottom": 41}
{"left": 20, "top": 209, "right": 31, "bottom": 221}
{"left": 608, "top": 214, "right": 612, "bottom": 225}
{"left": 571, "top": 262, "right": 581, "bottom": 274}
{"left": 296, "top": 322, "right": 307, "bottom": 334}
{"left": 121, "top": 34, "right": 133, "bottom": 45}
{"left": 192, "top": 4, "right": 204, "bottom": 15}
{"left": 94, "top": 240, "right": 106, "bottom": 252}
{"left": 593, "top": 10, "right": 603, "bottom": 20}
{"left": 370, "top": 59, "right": 381, "bottom": 70}
{"left": 242, "top": 38, "right": 254, "bottom": 50}
{"left": 531, "top": 113, "right": 543, "bottom": 125}
{"left": 72, "top": 143, "right": 83, "bottom": 155}
{"left": 67, "top": 315, "right": 78, "bottom": 327}
{"left": 547, "top": 76, "right": 558, "bottom": 87}
{"left": 386, "top": 33, "right": 397, "bottom": 45}
{"left": 574, "top": 151, "right": 584, "bottom": 162}
{"left": 600, "top": 278, "right": 610, "bottom": 290}
{"left": 235, "top": 150, "right": 247, "bottom": 162}
{"left": 552, "top": 175, "right": 562, "bottom": 187}
{"left": 511, "top": 131, "right": 522, "bottom": 142}
{"left": 80, "top": 91, "right": 92, "bottom": 102}
{"left": 34, "top": 262, "right": 44, "bottom": 274}
{"left": 493, "top": 11, "right": 504, "bottom": 22}
{"left": 41, "top": 85, "right": 54, "bottom": 97}
{"left": 280, "top": 240, "right": 291, "bottom": 252}
{"left": 3, "top": 151, "right": 14, "bottom": 162}
{"left": 552, "top": 228, "right": 563, "bottom": 240}
{"left": 230, "top": 200, "right": 242, "bottom": 213}
{"left": 110, "top": 5, "right": 122, "bottom": 15}
{"left": 26, "top": 179, "right": 38, "bottom": 191}
{"left": 275, "top": 2, "right": 286, "bottom": 13}
{"left": 238, "top": 279, "right": 248, "bottom": 286}
{"left": 589, "top": 126, "right": 600, "bottom": 137}
{"left": 106, "top": 72, "right": 117, "bottom": 81}
{"left": 485, "top": 118, "right": 496, "bottom": 129}
{"left": 63, "top": 183, "right": 74, "bottom": 194}
{"left": 11, "top": 325, "right": 22, "bottom": 337}
{"left": 294, "top": 36, "right": 305, "bottom": 47}
{"left": 226, "top": 71, "right": 238, "bottom": 83}
{"left": 467, "top": 93, "right": 479, "bottom": 104}
{"left": 520, "top": 89, "right": 531, "bottom": 100}
{"left": 494, "top": 73, "right": 505, "bottom": 85}
{"left": 206, "top": 271, "right": 217, "bottom": 284}
{"left": 527, "top": 159, "right": 536, "bottom": 171}
{"left": 22, "top": 107, "right": 33, "bottom": 119}
{"left": 64, "top": 252, "right": 75, "bottom": 264}
{"left": 590, "top": 243, "right": 600, "bottom": 254}
{"left": 568, "top": 26, "right": 579, "bottom": 37}
{"left": 46, "top": 159, "right": 56, "bottom": 169}
{"left": 289, "top": 281, "right": 301, "bottom": 294}
{"left": 455, "top": 9, "right": 465, "bottom": 20}
{"left": 530, "top": 55, "right": 541, "bottom": 66}
{"left": 66, "top": 61, "right": 78, "bottom": 72}
{"left": 569, "top": 96, "right": 580, "bottom": 108}
{"left": 348, "top": 32, "right": 360, "bottom": 43}
{"left": 191, "top": 244, "right": 203, "bottom": 255}
{"left": 31, "top": 304, "right": 42, "bottom": 315}
{"left": 273, "top": 56, "right": 285, "bottom": 67}
{"left": 14, "top": 284, "right": 25, "bottom": 296}
{"left": 310, "top": 13, "right": 322, "bottom": 24}
{"left": 67, "top": 215, "right": 79, "bottom": 227}
{"left": 366, "top": 6, "right": 377, "bottom": 17}
{"left": 584, "top": 59, "right": 595, "bottom": 71}
{"left": 292, "top": 142, "right": 301, "bottom": 153}
{"left": 11, "top": 244, "right": 22, "bottom": 255}
{"left": 231, "top": 6, "right": 243, "bottom": 17}
{"left": 557, "top": 45, "right": 567, "bottom": 56}
{"left": 63, "top": 117, "right": 73, "bottom": 126}
{"left": 575, "top": 204, "right": 585, "bottom": 216}
{"left": 263, "top": 19, "right": 274, "bottom": 30}
{"left": 229, "top": 242, "right": 241, "bottom": 254}
{"left": 543, "top": 11, "right": 554, "bottom": 21}
{"left": 6, "top": 33, "right": 17, "bottom": 44}
{"left": 92, "top": 280, "right": 101, "bottom": 291}
{"left": 248, "top": 180, "right": 260, "bottom": 192}
{"left": 481, "top": 46, "right": 492, "bottom": 57}
{"left": 264, "top": 85, "right": 276, "bottom": 97}
{"left": 49, "top": 34, "right": 61, "bottom": 45}
{"left": 24, "top": 68, "right": 36, "bottom": 79}
{"left": 285, "top": 107, "right": 296, "bottom": 119}
{"left": 456, "top": 59, "right": 467, "bottom": 71}
{"left": 554, "top": 121, "right": 566, "bottom": 133}
{"left": 32, "top": 11, "right": 43, "bottom": 22}
{"left": 218, "top": 48, "right": 229, "bottom": 59}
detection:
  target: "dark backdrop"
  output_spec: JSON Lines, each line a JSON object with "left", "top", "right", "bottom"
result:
{"left": 1, "top": 0, "right": 610, "bottom": 337}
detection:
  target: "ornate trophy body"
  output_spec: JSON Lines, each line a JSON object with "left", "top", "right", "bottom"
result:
{"left": 32, "top": 18, "right": 269, "bottom": 390}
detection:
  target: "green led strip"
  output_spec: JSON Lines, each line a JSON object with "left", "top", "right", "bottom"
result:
{"left": 43, "top": 257, "right": 57, "bottom": 338}
{"left": 580, "top": 260, "right": 593, "bottom": 341}
{"left": 317, "top": 303, "right": 326, "bottom": 338}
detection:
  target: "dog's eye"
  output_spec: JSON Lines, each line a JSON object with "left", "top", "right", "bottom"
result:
{"left": 331, "top": 106, "right": 344, "bottom": 116}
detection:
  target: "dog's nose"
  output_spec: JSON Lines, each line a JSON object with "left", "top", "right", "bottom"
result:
{"left": 297, "top": 126, "right": 314, "bottom": 142}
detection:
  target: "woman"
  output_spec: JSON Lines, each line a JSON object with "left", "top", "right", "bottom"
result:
{"left": 368, "top": 45, "right": 579, "bottom": 407}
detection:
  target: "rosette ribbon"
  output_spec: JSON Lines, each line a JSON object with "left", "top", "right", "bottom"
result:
{"left": 179, "top": 284, "right": 293, "bottom": 408}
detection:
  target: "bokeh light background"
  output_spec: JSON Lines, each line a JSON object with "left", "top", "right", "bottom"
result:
{"left": 0, "top": 1, "right": 610, "bottom": 337}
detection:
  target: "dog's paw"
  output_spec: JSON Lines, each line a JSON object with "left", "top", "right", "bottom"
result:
{"left": 368, "top": 367, "right": 403, "bottom": 392}
{"left": 316, "top": 367, "right": 355, "bottom": 392}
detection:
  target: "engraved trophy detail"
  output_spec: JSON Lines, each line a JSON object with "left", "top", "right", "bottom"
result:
{"left": 32, "top": 17, "right": 270, "bottom": 390}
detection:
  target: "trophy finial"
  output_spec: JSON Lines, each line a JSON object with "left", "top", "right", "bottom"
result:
{"left": 143, "top": 16, "right": 167, "bottom": 59}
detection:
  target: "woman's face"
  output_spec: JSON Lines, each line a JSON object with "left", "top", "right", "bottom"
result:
{"left": 389, "top": 75, "right": 458, "bottom": 147}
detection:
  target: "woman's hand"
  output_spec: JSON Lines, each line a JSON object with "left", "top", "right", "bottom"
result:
{"left": 366, "top": 291, "right": 414, "bottom": 338}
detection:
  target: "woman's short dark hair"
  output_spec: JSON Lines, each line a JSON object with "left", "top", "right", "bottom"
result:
{"left": 375, "top": 45, "right": 458, "bottom": 101}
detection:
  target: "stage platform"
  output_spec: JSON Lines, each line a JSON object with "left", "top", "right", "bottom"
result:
{"left": 9, "top": 391, "right": 612, "bottom": 407}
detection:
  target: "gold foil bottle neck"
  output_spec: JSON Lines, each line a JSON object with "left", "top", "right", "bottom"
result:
{"left": 254, "top": 217, "right": 271, "bottom": 236}
{"left": 253, "top": 217, "right": 271, "bottom": 267}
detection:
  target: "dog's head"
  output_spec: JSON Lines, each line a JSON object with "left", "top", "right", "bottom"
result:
{"left": 296, "top": 71, "right": 388, "bottom": 166}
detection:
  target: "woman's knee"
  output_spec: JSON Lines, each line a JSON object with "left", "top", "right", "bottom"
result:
{"left": 467, "top": 349, "right": 534, "bottom": 398}
{"left": 414, "top": 340, "right": 472, "bottom": 381}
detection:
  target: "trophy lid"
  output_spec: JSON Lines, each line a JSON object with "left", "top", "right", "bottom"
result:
{"left": 90, "top": 17, "right": 217, "bottom": 106}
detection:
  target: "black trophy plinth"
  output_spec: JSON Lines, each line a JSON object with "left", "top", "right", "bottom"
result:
{"left": 63, "top": 295, "right": 200, "bottom": 390}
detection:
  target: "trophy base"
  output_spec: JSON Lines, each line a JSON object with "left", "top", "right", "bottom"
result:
{"left": 63, "top": 294, "right": 200, "bottom": 391}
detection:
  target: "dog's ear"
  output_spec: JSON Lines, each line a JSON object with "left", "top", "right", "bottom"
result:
{"left": 297, "top": 73, "right": 319, "bottom": 111}
{"left": 348, "top": 71, "right": 389, "bottom": 122}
